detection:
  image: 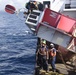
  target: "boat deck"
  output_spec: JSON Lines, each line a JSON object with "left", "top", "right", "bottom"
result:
{"left": 34, "top": 62, "right": 76, "bottom": 75}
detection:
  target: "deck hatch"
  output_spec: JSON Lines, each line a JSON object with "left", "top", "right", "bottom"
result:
{"left": 29, "top": 15, "right": 37, "bottom": 19}
{"left": 27, "top": 19, "right": 37, "bottom": 23}
{"left": 31, "top": 12, "right": 40, "bottom": 16}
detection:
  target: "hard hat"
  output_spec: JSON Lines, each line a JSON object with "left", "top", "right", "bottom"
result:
{"left": 50, "top": 43, "right": 54, "bottom": 47}
{"left": 42, "top": 40, "right": 46, "bottom": 44}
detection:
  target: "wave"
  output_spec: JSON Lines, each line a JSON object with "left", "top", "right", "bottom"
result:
{"left": 0, "top": 11, "right": 37, "bottom": 75}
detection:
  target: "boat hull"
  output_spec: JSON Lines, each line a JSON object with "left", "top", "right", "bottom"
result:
{"left": 56, "top": 46, "right": 75, "bottom": 62}
{"left": 36, "top": 38, "right": 75, "bottom": 63}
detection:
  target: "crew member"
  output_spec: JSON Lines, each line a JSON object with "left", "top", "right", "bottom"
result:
{"left": 36, "top": 40, "right": 49, "bottom": 72}
{"left": 49, "top": 43, "right": 56, "bottom": 72}
{"left": 25, "top": 0, "right": 43, "bottom": 14}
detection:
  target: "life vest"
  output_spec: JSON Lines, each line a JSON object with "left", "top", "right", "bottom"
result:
{"left": 49, "top": 48, "right": 56, "bottom": 57}
{"left": 50, "top": 51, "right": 53, "bottom": 57}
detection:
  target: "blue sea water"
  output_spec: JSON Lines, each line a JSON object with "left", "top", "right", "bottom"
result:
{"left": 0, "top": 11, "right": 37, "bottom": 75}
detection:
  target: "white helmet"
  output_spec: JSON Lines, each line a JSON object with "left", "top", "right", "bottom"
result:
{"left": 50, "top": 43, "right": 54, "bottom": 47}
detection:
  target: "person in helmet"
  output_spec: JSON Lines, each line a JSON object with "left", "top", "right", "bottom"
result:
{"left": 36, "top": 40, "right": 49, "bottom": 72}
{"left": 25, "top": 0, "right": 43, "bottom": 14}
{"left": 49, "top": 43, "right": 56, "bottom": 72}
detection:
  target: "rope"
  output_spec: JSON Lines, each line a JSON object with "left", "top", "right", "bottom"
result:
{"left": 58, "top": 50, "right": 76, "bottom": 72}
{"left": 15, "top": 8, "right": 28, "bottom": 21}
{"left": 58, "top": 50, "right": 72, "bottom": 70}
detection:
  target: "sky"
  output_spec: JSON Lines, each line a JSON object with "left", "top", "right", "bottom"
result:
{"left": 0, "top": 0, "right": 29, "bottom": 11}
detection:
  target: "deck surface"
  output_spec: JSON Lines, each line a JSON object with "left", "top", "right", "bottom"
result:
{"left": 34, "top": 62, "right": 76, "bottom": 75}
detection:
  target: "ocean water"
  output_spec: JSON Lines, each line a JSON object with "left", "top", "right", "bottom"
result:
{"left": 0, "top": 11, "right": 37, "bottom": 75}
